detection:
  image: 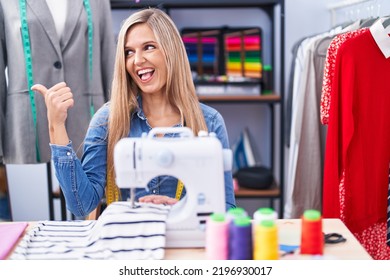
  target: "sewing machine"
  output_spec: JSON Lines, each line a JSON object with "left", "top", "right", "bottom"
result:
{"left": 114, "top": 127, "right": 231, "bottom": 248}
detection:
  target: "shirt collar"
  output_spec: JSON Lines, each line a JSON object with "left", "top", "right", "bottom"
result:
{"left": 131, "top": 95, "right": 147, "bottom": 120}
{"left": 370, "top": 18, "right": 390, "bottom": 59}
{"left": 131, "top": 95, "right": 183, "bottom": 128}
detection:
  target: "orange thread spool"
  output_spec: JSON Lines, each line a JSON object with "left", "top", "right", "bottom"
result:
{"left": 300, "top": 209, "right": 324, "bottom": 255}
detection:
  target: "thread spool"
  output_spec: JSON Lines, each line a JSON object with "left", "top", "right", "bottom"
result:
{"left": 227, "top": 207, "right": 247, "bottom": 221}
{"left": 253, "top": 207, "right": 277, "bottom": 238}
{"left": 253, "top": 219, "right": 279, "bottom": 260}
{"left": 205, "top": 213, "right": 229, "bottom": 260}
{"left": 300, "top": 209, "right": 324, "bottom": 255}
{"left": 227, "top": 207, "right": 248, "bottom": 259}
{"left": 253, "top": 207, "right": 277, "bottom": 223}
{"left": 229, "top": 216, "right": 253, "bottom": 260}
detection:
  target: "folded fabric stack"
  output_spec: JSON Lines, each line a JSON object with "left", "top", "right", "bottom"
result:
{"left": 10, "top": 202, "right": 171, "bottom": 260}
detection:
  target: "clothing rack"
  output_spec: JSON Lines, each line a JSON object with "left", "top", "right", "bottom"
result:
{"left": 327, "top": 0, "right": 373, "bottom": 26}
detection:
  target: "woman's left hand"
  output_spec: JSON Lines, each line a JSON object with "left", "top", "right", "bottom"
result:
{"left": 139, "top": 195, "right": 178, "bottom": 205}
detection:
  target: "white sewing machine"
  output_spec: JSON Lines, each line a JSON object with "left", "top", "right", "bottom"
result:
{"left": 114, "top": 127, "right": 231, "bottom": 248}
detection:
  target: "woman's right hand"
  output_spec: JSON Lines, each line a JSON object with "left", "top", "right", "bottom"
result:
{"left": 139, "top": 195, "right": 178, "bottom": 205}
{"left": 32, "top": 82, "right": 74, "bottom": 145}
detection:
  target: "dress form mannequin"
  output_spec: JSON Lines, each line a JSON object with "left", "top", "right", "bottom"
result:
{"left": 46, "top": 0, "right": 67, "bottom": 38}
{"left": 0, "top": 0, "right": 115, "bottom": 163}
{"left": 0, "top": 0, "right": 116, "bottom": 221}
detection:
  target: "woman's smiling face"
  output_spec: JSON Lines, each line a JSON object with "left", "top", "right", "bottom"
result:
{"left": 124, "top": 23, "right": 167, "bottom": 96}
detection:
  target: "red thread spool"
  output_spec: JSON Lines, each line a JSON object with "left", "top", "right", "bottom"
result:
{"left": 300, "top": 209, "right": 324, "bottom": 255}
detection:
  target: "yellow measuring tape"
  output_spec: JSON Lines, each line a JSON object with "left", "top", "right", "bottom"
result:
{"left": 175, "top": 180, "right": 184, "bottom": 200}
{"left": 105, "top": 169, "right": 120, "bottom": 205}
{"left": 107, "top": 174, "right": 184, "bottom": 204}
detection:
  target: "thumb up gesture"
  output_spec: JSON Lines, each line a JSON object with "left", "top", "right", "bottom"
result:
{"left": 32, "top": 82, "right": 74, "bottom": 145}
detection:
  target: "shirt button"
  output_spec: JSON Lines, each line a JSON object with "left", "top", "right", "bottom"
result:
{"left": 152, "top": 189, "right": 156, "bottom": 194}
{"left": 66, "top": 152, "right": 71, "bottom": 156}
{"left": 53, "top": 61, "right": 62, "bottom": 69}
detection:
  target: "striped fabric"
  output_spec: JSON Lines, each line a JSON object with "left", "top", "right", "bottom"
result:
{"left": 10, "top": 202, "right": 171, "bottom": 260}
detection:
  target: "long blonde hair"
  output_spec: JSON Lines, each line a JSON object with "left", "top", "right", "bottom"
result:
{"left": 106, "top": 8, "right": 207, "bottom": 202}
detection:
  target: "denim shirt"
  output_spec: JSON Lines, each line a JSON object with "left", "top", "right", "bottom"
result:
{"left": 50, "top": 98, "right": 236, "bottom": 217}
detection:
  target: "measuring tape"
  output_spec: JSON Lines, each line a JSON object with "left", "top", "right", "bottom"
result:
{"left": 83, "top": 0, "right": 93, "bottom": 82}
{"left": 105, "top": 167, "right": 120, "bottom": 205}
{"left": 107, "top": 175, "right": 184, "bottom": 205}
{"left": 108, "top": 177, "right": 184, "bottom": 205}
{"left": 19, "top": 0, "right": 94, "bottom": 162}
{"left": 83, "top": 0, "right": 96, "bottom": 117}
{"left": 19, "top": 0, "right": 40, "bottom": 162}
{"left": 175, "top": 180, "right": 184, "bottom": 200}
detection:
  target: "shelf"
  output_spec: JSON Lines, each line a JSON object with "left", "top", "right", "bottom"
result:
{"left": 198, "top": 94, "right": 280, "bottom": 103}
{"left": 110, "top": 0, "right": 285, "bottom": 218}
{"left": 234, "top": 181, "right": 280, "bottom": 198}
{"left": 235, "top": 185, "right": 280, "bottom": 198}
{"left": 235, "top": 182, "right": 281, "bottom": 213}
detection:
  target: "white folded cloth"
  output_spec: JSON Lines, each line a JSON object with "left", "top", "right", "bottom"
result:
{"left": 10, "top": 202, "right": 171, "bottom": 260}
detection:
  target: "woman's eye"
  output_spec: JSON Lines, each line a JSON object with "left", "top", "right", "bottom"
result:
{"left": 125, "top": 50, "right": 134, "bottom": 56}
{"left": 145, "top": 44, "right": 156, "bottom": 51}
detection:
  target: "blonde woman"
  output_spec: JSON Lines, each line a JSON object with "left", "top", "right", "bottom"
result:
{"left": 33, "top": 8, "right": 236, "bottom": 218}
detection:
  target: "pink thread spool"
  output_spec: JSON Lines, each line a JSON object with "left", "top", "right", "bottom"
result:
{"left": 206, "top": 213, "right": 229, "bottom": 260}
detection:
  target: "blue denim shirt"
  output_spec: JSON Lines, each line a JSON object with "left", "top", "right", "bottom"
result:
{"left": 50, "top": 98, "right": 236, "bottom": 217}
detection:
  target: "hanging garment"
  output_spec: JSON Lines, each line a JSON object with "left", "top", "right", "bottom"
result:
{"left": 285, "top": 19, "right": 369, "bottom": 219}
{"left": 0, "top": 0, "right": 115, "bottom": 163}
{"left": 285, "top": 36, "right": 306, "bottom": 148}
{"left": 284, "top": 26, "right": 342, "bottom": 218}
{"left": 320, "top": 28, "right": 368, "bottom": 125}
{"left": 322, "top": 19, "right": 390, "bottom": 259}
{"left": 10, "top": 202, "right": 171, "bottom": 260}
{"left": 387, "top": 164, "right": 390, "bottom": 246}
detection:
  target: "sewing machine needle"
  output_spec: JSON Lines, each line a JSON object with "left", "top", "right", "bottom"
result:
{"left": 130, "top": 188, "right": 135, "bottom": 208}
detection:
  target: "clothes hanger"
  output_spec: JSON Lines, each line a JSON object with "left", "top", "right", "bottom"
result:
{"left": 359, "top": 16, "right": 379, "bottom": 28}
{"left": 382, "top": 17, "right": 390, "bottom": 28}
{"left": 315, "top": 36, "right": 335, "bottom": 58}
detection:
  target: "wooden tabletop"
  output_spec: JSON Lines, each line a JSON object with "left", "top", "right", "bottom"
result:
{"left": 3, "top": 218, "right": 372, "bottom": 260}
{"left": 165, "top": 219, "right": 372, "bottom": 260}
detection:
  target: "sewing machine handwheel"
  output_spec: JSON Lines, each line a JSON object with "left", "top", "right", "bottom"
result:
{"left": 156, "top": 149, "right": 174, "bottom": 167}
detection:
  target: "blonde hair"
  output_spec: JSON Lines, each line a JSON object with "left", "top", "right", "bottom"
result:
{"left": 106, "top": 8, "right": 207, "bottom": 201}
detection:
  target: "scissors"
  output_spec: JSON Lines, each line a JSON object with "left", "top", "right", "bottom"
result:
{"left": 324, "top": 232, "right": 347, "bottom": 244}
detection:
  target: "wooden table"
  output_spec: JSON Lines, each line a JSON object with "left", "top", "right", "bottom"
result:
{"left": 4, "top": 218, "right": 372, "bottom": 260}
{"left": 165, "top": 219, "right": 372, "bottom": 260}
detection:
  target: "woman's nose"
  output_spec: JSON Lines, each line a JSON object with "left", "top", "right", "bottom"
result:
{"left": 134, "top": 51, "right": 146, "bottom": 65}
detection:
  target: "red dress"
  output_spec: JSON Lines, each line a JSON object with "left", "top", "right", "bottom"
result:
{"left": 322, "top": 27, "right": 390, "bottom": 259}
